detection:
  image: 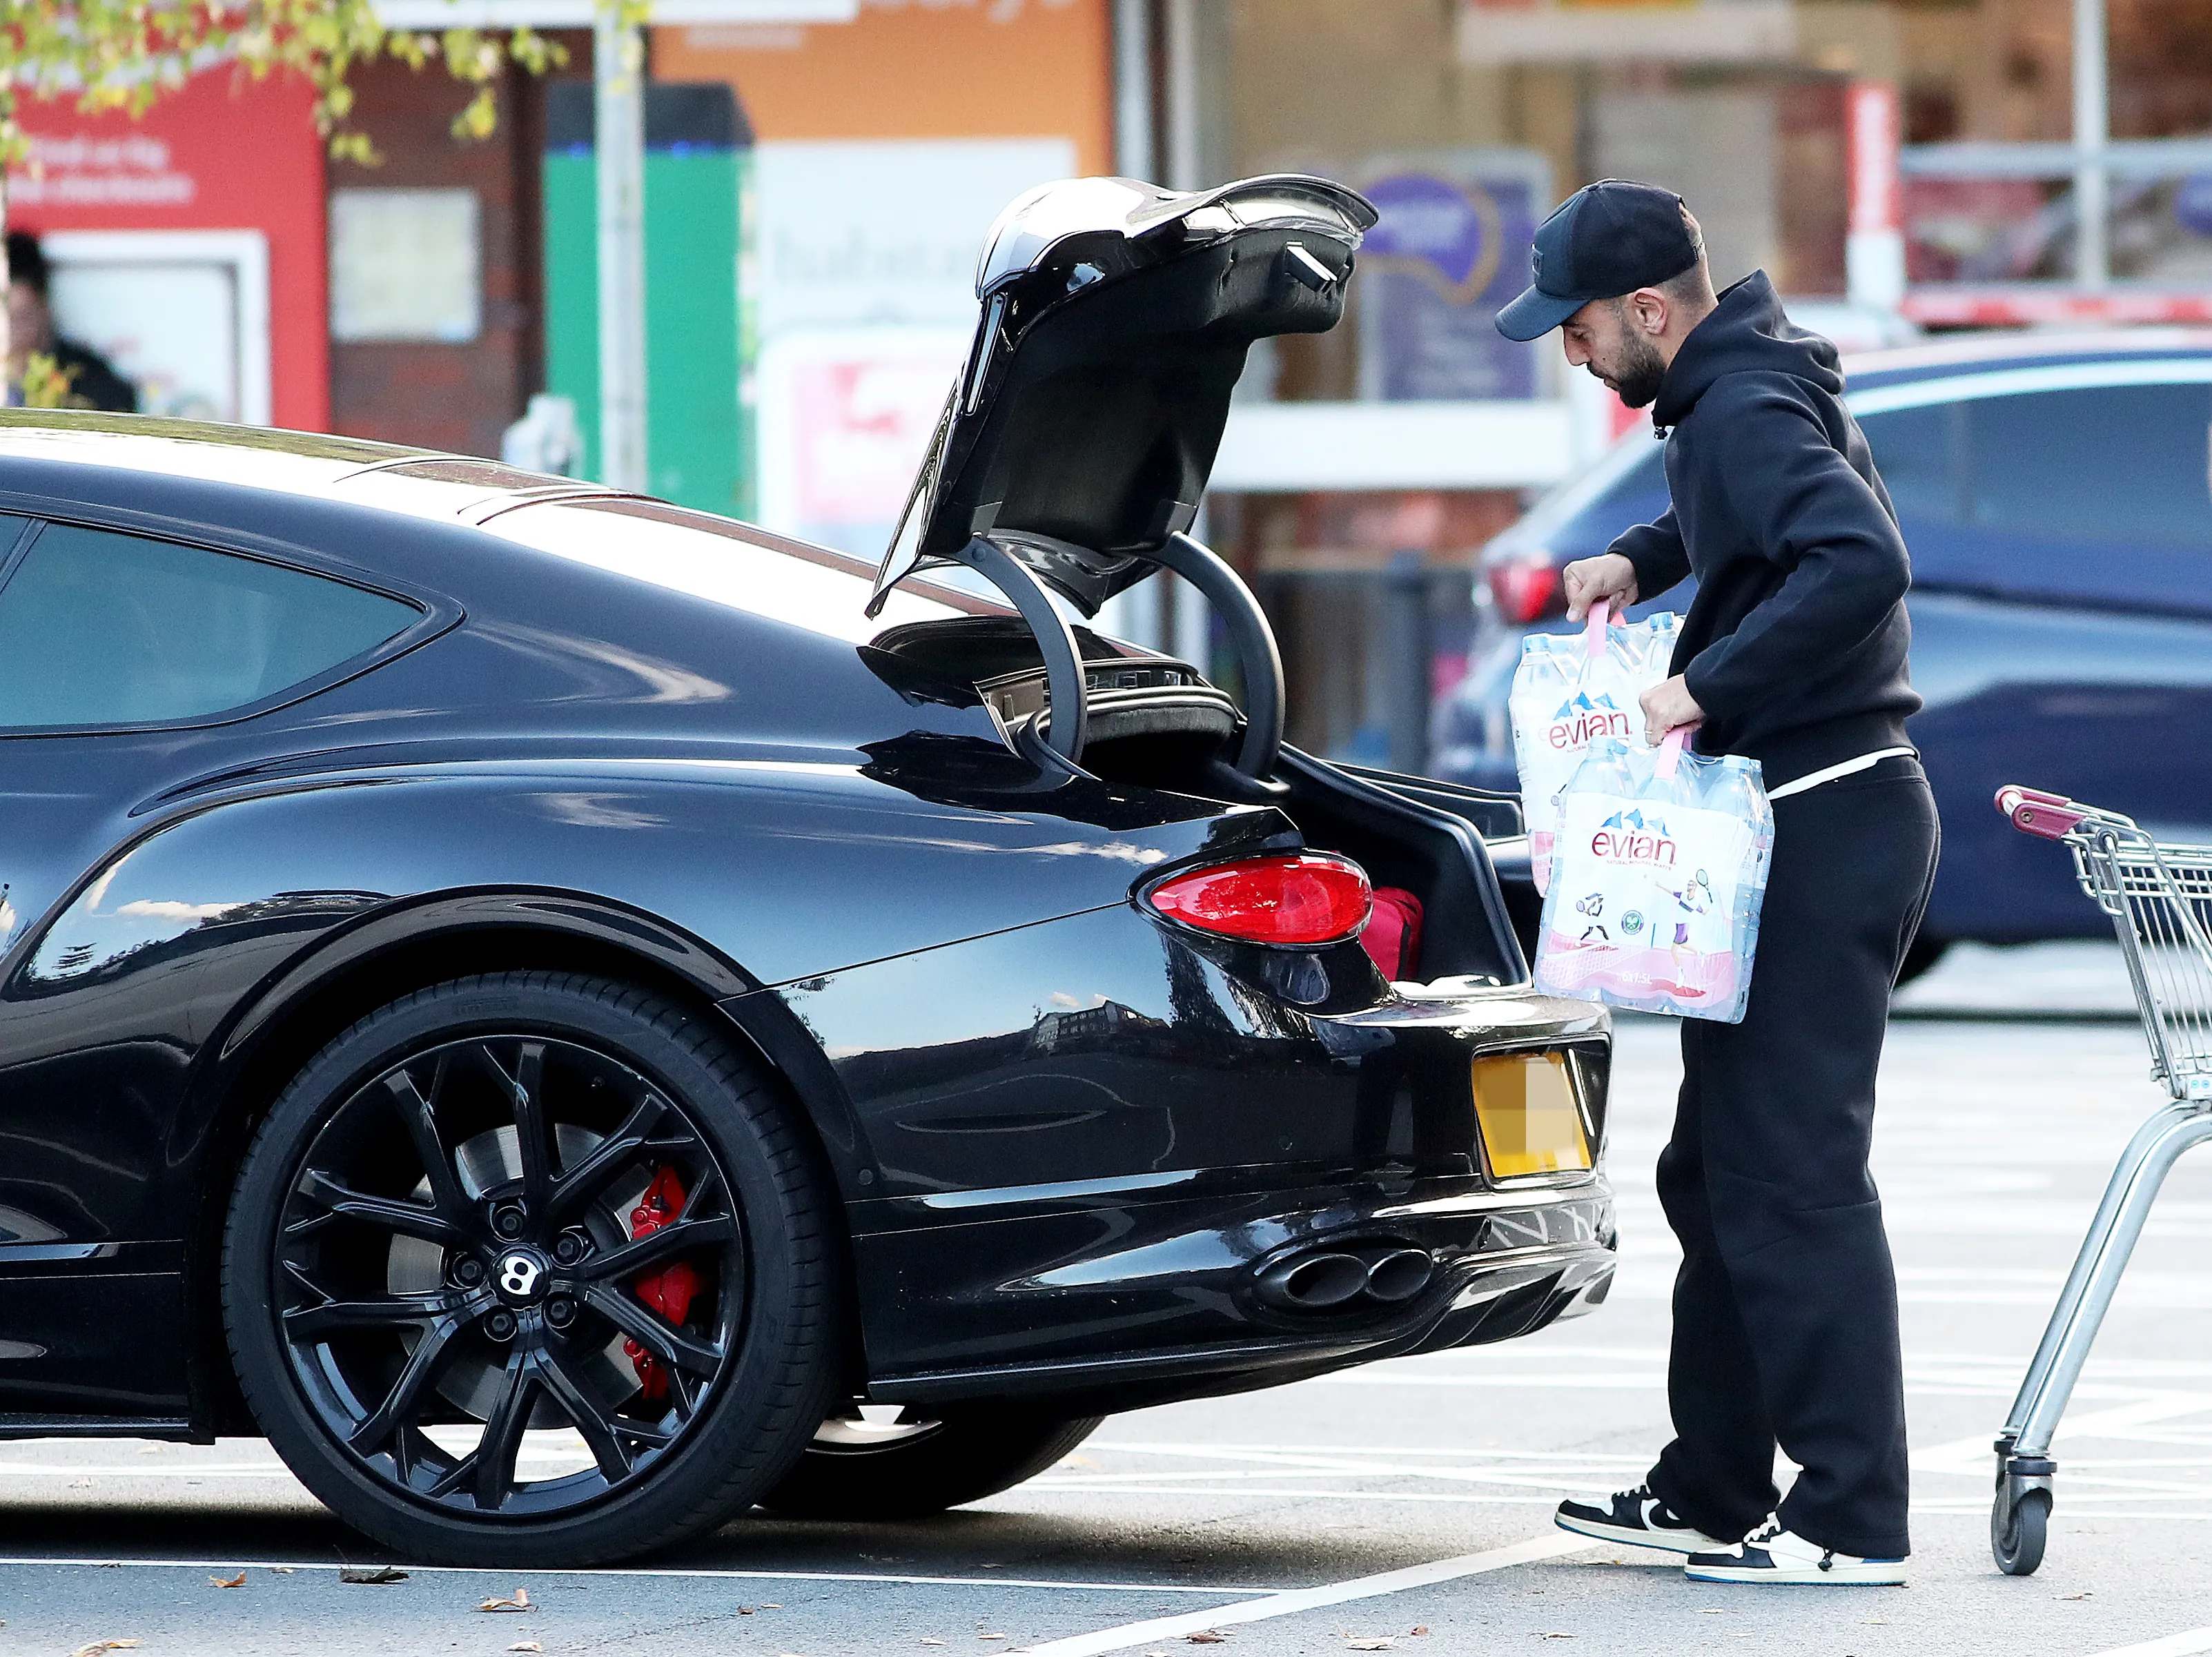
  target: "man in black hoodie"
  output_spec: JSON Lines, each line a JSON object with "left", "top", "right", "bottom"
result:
{"left": 1494, "top": 181, "right": 1939, "bottom": 1587}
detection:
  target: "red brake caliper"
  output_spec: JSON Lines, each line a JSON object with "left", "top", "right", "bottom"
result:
{"left": 624, "top": 1166, "right": 699, "bottom": 1401}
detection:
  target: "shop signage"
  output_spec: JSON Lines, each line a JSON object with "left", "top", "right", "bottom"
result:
{"left": 6, "top": 70, "right": 324, "bottom": 429}
{"left": 1357, "top": 150, "right": 1551, "bottom": 402}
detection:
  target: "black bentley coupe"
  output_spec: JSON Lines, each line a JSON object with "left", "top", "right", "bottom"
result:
{"left": 0, "top": 175, "right": 1613, "bottom": 1566}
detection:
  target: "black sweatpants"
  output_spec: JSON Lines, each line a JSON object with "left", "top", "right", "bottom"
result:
{"left": 1642, "top": 754, "right": 1939, "bottom": 1560}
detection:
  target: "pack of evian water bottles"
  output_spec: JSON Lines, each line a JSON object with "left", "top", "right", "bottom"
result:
{"left": 1510, "top": 603, "right": 1774, "bottom": 1023}
{"left": 1509, "top": 602, "right": 1680, "bottom": 893}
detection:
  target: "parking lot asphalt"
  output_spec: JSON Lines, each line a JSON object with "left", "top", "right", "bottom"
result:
{"left": 4, "top": 948, "right": 2211, "bottom": 1657}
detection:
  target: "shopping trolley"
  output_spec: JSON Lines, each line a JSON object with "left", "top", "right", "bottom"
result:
{"left": 1985, "top": 785, "right": 2212, "bottom": 1576}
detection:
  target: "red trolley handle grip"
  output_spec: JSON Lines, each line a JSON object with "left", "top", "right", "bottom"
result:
{"left": 1995, "top": 785, "right": 2088, "bottom": 841}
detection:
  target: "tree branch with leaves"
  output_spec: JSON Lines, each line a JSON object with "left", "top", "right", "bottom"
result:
{"left": 0, "top": 0, "right": 625, "bottom": 395}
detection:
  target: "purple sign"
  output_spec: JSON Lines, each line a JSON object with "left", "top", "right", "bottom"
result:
{"left": 2175, "top": 174, "right": 2212, "bottom": 239}
{"left": 1358, "top": 159, "right": 1547, "bottom": 402}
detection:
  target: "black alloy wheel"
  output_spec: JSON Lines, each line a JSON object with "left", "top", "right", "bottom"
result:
{"left": 758, "top": 1402, "right": 1102, "bottom": 1520}
{"left": 224, "top": 972, "right": 840, "bottom": 1566}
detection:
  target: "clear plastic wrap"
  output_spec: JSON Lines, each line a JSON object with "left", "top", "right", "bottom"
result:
{"left": 1532, "top": 729, "right": 1774, "bottom": 1023}
{"left": 1509, "top": 602, "right": 1681, "bottom": 894}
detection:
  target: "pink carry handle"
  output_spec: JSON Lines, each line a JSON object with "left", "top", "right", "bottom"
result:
{"left": 1584, "top": 598, "right": 1611, "bottom": 658}
{"left": 1654, "top": 723, "right": 1694, "bottom": 781}
{"left": 1997, "top": 784, "right": 2088, "bottom": 841}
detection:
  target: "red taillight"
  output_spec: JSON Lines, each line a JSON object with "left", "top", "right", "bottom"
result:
{"left": 1145, "top": 854, "right": 1373, "bottom": 945}
{"left": 1487, "top": 552, "right": 1563, "bottom": 624}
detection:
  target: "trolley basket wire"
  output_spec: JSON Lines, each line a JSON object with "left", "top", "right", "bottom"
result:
{"left": 1984, "top": 785, "right": 2212, "bottom": 1576}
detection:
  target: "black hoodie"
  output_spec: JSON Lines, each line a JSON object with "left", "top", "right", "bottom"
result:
{"left": 1611, "top": 271, "right": 1920, "bottom": 789}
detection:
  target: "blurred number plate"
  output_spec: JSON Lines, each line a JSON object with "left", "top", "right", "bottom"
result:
{"left": 1471, "top": 1052, "right": 1591, "bottom": 1179}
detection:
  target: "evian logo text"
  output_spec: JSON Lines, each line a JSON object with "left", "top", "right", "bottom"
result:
{"left": 1590, "top": 807, "right": 1676, "bottom": 867}
{"left": 1547, "top": 693, "right": 1629, "bottom": 750}
{"left": 1549, "top": 707, "right": 1629, "bottom": 749}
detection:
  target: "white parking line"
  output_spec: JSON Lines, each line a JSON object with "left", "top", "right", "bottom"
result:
{"left": 0, "top": 1557, "right": 1268, "bottom": 1595}
{"left": 2084, "top": 1627, "right": 2212, "bottom": 1657}
{"left": 1008, "top": 1532, "right": 1597, "bottom": 1657}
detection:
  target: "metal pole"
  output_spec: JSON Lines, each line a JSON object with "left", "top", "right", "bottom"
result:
{"left": 1384, "top": 553, "right": 1432, "bottom": 777}
{"left": 2073, "top": 0, "right": 2109, "bottom": 289}
{"left": 1101, "top": 0, "right": 1159, "bottom": 651}
{"left": 1113, "top": 0, "right": 1153, "bottom": 182}
{"left": 1165, "top": 0, "right": 1201, "bottom": 195}
{"left": 596, "top": 6, "right": 650, "bottom": 491}
{"left": 1161, "top": 0, "right": 1206, "bottom": 663}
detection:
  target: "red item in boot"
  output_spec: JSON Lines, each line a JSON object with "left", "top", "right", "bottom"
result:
{"left": 1361, "top": 887, "right": 1425, "bottom": 980}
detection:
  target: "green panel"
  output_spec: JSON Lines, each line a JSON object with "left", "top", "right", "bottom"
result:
{"left": 645, "top": 148, "right": 745, "bottom": 516}
{"left": 540, "top": 144, "right": 753, "bottom": 516}
{"left": 542, "top": 151, "right": 601, "bottom": 480}
{"left": 736, "top": 150, "right": 758, "bottom": 522}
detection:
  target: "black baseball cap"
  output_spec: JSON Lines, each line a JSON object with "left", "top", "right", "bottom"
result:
{"left": 1496, "top": 180, "right": 1699, "bottom": 342}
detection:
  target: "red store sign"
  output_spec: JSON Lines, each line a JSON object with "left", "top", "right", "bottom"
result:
{"left": 8, "top": 68, "right": 329, "bottom": 430}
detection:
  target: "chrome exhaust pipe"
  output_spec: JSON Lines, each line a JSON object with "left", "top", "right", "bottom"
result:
{"left": 1254, "top": 1251, "right": 1368, "bottom": 1311}
{"left": 1254, "top": 1242, "right": 1438, "bottom": 1312}
{"left": 1361, "top": 1246, "right": 1435, "bottom": 1304}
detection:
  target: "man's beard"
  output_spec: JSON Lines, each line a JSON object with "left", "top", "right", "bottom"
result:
{"left": 1607, "top": 331, "right": 1667, "bottom": 409}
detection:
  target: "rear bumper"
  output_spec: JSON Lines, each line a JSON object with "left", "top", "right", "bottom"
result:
{"left": 843, "top": 982, "right": 1616, "bottom": 1414}
{"left": 862, "top": 1180, "right": 1615, "bottom": 1413}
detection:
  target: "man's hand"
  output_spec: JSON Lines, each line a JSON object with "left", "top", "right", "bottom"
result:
{"left": 1640, "top": 674, "right": 1703, "bottom": 746}
{"left": 1563, "top": 553, "right": 1640, "bottom": 621}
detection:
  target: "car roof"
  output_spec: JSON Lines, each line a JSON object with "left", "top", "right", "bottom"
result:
{"left": 0, "top": 411, "right": 622, "bottom": 524}
{"left": 1844, "top": 326, "right": 2212, "bottom": 387}
{"left": 0, "top": 411, "right": 1010, "bottom": 643}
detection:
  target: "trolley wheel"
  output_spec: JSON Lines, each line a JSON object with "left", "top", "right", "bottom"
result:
{"left": 1991, "top": 1486, "right": 2050, "bottom": 1576}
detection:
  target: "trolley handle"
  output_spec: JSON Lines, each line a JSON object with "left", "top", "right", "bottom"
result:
{"left": 1996, "top": 785, "right": 2093, "bottom": 841}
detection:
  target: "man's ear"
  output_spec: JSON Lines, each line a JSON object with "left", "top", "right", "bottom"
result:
{"left": 1626, "top": 287, "right": 1669, "bottom": 337}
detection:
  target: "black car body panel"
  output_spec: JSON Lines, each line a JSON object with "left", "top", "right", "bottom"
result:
{"left": 0, "top": 177, "right": 1609, "bottom": 1471}
{"left": 0, "top": 431, "right": 1612, "bottom": 1433}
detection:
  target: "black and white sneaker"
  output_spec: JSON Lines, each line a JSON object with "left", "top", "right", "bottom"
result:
{"left": 1554, "top": 1485, "right": 1738, "bottom": 1554}
{"left": 1684, "top": 1516, "right": 1908, "bottom": 1585}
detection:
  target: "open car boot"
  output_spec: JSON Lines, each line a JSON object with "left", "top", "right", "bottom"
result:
{"left": 865, "top": 172, "right": 1529, "bottom": 991}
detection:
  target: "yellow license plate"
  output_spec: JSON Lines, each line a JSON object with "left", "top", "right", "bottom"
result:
{"left": 1471, "top": 1052, "right": 1592, "bottom": 1179}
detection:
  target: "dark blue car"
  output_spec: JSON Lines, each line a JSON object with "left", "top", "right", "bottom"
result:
{"left": 1435, "top": 329, "right": 2212, "bottom": 974}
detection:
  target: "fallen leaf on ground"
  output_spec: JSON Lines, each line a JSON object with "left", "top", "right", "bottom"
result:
{"left": 1346, "top": 1641, "right": 1396, "bottom": 1652}
{"left": 339, "top": 1566, "right": 408, "bottom": 1585}
{"left": 2057, "top": 1594, "right": 2093, "bottom": 1601}
{"left": 1409, "top": 1631, "right": 1429, "bottom": 1640}
{"left": 209, "top": 1573, "right": 246, "bottom": 1589}
{"left": 69, "top": 1478, "right": 93, "bottom": 1489}
{"left": 507, "top": 1645, "right": 544, "bottom": 1654}
{"left": 979, "top": 1638, "right": 1006, "bottom": 1645}
{"left": 271, "top": 1567, "right": 297, "bottom": 1575}
{"left": 480, "top": 1587, "right": 534, "bottom": 1613}
{"left": 921, "top": 1642, "right": 947, "bottom": 1649}
{"left": 1187, "top": 1636, "right": 1229, "bottom": 1646}
{"left": 70, "top": 1644, "right": 140, "bottom": 1657}
{"left": 738, "top": 1607, "right": 756, "bottom": 1615}
{"left": 762, "top": 1602, "right": 783, "bottom": 1608}
{"left": 1540, "top": 1636, "right": 1576, "bottom": 1642}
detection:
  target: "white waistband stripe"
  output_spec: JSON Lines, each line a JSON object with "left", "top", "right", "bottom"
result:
{"left": 1767, "top": 747, "right": 1917, "bottom": 802}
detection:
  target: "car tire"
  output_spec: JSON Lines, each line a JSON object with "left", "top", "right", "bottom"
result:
{"left": 222, "top": 970, "right": 841, "bottom": 1567}
{"left": 756, "top": 1404, "right": 1102, "bottom": 1520}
